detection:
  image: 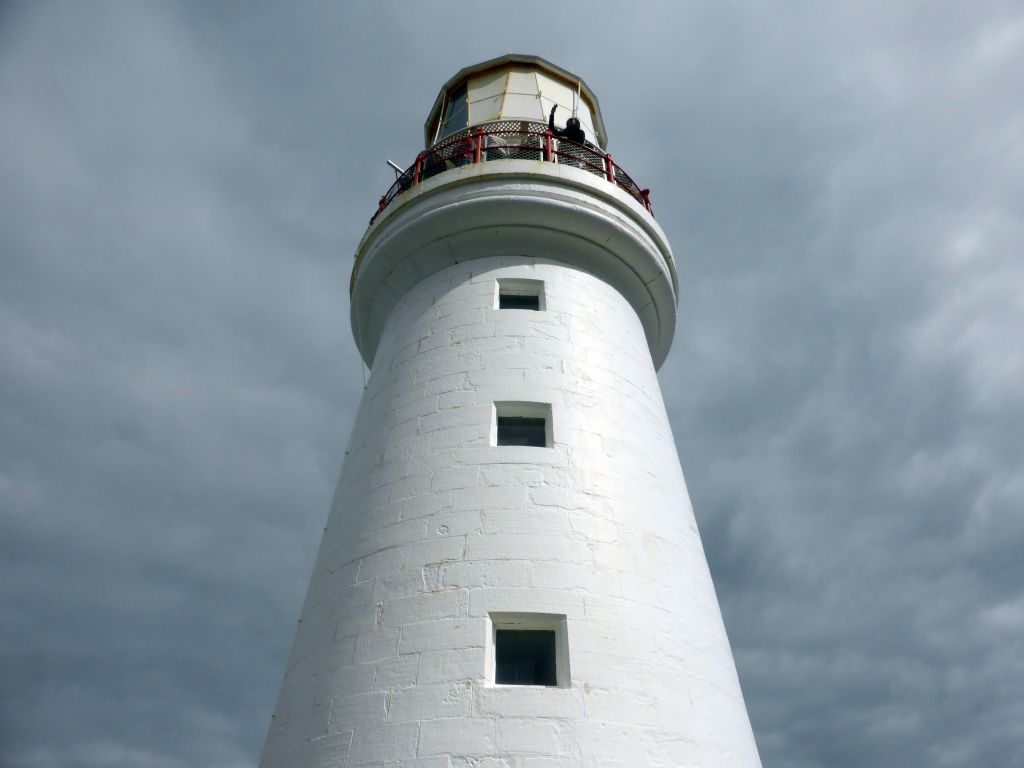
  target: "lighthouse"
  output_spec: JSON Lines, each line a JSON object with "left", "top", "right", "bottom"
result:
{"left": 259, "top": 55, "right": 762, "bottom": 767}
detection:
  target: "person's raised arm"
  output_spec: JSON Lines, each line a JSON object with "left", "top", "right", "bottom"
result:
{"left": 549, "top": 104, "right": 558, "bottom": 132}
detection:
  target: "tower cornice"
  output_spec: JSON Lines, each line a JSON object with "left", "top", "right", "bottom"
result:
{"left": 351, "top": 161, "right": 678, "bottom": 369}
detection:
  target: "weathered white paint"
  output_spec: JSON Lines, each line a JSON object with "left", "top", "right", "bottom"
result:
{"left": 349, "top": 159, "right": 678, "bottom": 370}
{"left": 260, "top": 63, "right": 761, "bottom": 768}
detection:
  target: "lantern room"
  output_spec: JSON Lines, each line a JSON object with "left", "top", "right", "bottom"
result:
{"left": 423, "top": 54, "right": 609, "bottom": 150}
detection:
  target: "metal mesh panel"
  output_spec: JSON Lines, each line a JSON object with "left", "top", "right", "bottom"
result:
{"left": 613, "top": 165, "right": 646, "bottom": 208}
{"left": 554, "top": 141, "right": 605, "bottom": 178}
{"left": 370, "top": 120, "right": 653, "bottom": 223}
{"left": 504, "top": 137, "right": 544, "bottom": 161}
{"left": 483, "top": 120, "right": 544, "bottom": 135}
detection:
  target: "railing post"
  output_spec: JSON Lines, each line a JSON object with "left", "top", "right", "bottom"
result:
{"left": 371, "top": 126, "right": 655, "bottom": 222}
{"left": 413, "top": 153, "right": 424, "bottom": 185}
{"left": 370, "top": 194, "right": 388, "bottom": 224}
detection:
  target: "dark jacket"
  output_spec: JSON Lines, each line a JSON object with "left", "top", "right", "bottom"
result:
{"left": 549, "top": 108, "right": 586, "bottom": 145}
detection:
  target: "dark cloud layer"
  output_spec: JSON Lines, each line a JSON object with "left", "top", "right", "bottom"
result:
{"left": 2, "top": 2, "right": 1021, "bottom": 767}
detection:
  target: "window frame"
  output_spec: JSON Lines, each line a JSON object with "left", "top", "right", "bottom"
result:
{"left": 494, "top": 629, "right": 558, "bottom": 686}
{"left": 486, "top": 612, "right": 570, "bottom": 688}
{"left": 491, "top": 402, "right": 553, "bottom": 448}
{"left": 495, "top": 278, "right": 545, "bottom": 311}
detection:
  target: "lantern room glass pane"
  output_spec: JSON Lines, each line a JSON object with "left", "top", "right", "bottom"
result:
{"left": 469, "top": 94, "right": 502, "bottom": 124}
{"left": 539, "top": 96, "right": 559, "bottom": 119}
{"left": 439, "top": 83, "right": 468, "bottom": 139}
{"left": 469, "top": 70, "right": 508, "bottom": 100}
{"left": 506, "top": 69, "right": 539, "bottom": 95}
{"left": 537, "top": 77, "right": 573, "bottom": 111}
{"left": 501, "top": 93, "right": 544, "bottom": 121}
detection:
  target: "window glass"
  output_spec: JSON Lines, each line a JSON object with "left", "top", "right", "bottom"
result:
{"left": 496, "top": 278, "right": 544, "bottom": 310}
{"left": 497, "top": 416, "right": 547, "bottom": 447}
{"left": 495, "top": 630, "right": 557, "bottom": 686}
{"left": 502, "top": 93, "right": 544, "bottom": 121}
{"left": 499, "top": 293, "right": 540, "bottom": 310}
{"left": 439, "top": 83, "right": 468, "bottom": 139}
{"left": 469, "top": 94, "right": 502, "bottom": 124}
{"left": 536, "top": 76, "right": 573, "bottom": 112}
{"left": 468, "top": 70, "right": 508, "bottom": 100}
{"left": 506, "top": 69, "right": 540, "bottom": 96}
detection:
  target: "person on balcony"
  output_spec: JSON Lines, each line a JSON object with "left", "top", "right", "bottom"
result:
{"left": 548, "top": 105, "right": 586, "bottom": 145}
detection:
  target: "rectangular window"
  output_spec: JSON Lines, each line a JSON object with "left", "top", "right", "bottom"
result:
{"left": 495, "top": 630, "right": 557, "bottom": 685}
{"left": 497, "top": 416, "right": 546, "bottom": 446}
{"left": 493, "top": 402, "right": 552, "bottom": 447}
{"left": 496, "top": 278, "right": 544, "bottom": 311}
{"left": 499, "top": 293, "right": 540, "bottom": 310}
{"left": 487, "top": 612, "right": 570, "bottom": 688}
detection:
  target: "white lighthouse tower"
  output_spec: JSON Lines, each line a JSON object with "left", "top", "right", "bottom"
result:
{"left": 260, "top": 55, "right": 762, "bottom": 767}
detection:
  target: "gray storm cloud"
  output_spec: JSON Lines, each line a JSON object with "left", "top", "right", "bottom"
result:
{"left": 1, "top": 2, "right": 1022, "bottom": 767}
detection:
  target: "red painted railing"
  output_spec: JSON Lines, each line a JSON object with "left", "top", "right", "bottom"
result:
{"left": 371, "top": 121, "right": 653, "bottom": 224}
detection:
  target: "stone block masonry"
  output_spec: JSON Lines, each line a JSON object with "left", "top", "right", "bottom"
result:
{"left": 260, "top": 256, "right": 761, "bottom": 767}
{"left": 261, "top": 53, "right": 759, "bottom": 768}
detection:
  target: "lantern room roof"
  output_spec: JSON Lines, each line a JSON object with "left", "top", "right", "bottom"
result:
{"left": 423, "top": 54, "right": 609, "bottom": 150}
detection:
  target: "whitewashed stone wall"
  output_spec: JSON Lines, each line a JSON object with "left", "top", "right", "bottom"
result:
{"left": 260, "top": 256, "right": 762, "bottom": 767}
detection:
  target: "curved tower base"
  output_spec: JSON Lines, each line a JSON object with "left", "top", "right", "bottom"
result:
{"left": 261, "top": 256, "right": 760, "bottom": 767}
{"left": 260, "top": 54, "right": 761, "bottom": 768}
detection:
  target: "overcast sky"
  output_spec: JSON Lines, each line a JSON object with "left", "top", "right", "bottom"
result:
{"left": 2, "top": 2, "right": 1022, "bottom": 767}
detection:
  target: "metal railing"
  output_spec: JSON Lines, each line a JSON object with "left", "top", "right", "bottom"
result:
{"left": 370, "top": 121, "right": 653, "bottom": 224}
